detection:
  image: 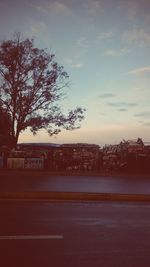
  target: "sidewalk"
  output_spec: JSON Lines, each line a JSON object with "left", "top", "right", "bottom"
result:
{"left": 1, "top": 170, "right": 150, "bottom": 202}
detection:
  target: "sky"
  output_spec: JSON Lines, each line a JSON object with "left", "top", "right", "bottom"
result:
{"left": 0, "top": 0, "right": 150, "bottom": 146}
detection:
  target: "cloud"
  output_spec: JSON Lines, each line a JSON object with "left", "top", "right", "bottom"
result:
{"left": 70, "top": 63, "right": 84, "bottom": 68}
{"left": 31, "top": 1, "right": 70, "bottom": 14}
{"left": 123, "top": 28, "right": 150, "bottom": 47}
{"left": 28, "top": 19, "right": 50, "bottom": 44}
{"left": 139, "top": 120, "right": 150, "bottom": 127}
{"left": 97, "top": 31, "right": 113, "bottom": 42}
{"left": 117, "top": 108, "right": 128, "bottom": 112}
{"left": 128, "top": 66, "right": 150, "bottom": 76}
{"left": 64, "top": 58, "right": 72, "bottom": 64}
{"left": 126, "top": 1, "right": 139, "bottom": 21}
{"left": 74, "top": 37, "right": 89, "bottom": 59}
{"left": 143, "top": 122, "right": 150, "bottom": 127}
{"left": 119, "top": 1, "right": 139, "bottom": 21}
{"left": 105, "top": 47, "right": 130, "bottom": 57}
{"left": 99, "top": 93, "right": 116, "bottom": 98}
{"left": 107, "top": 102, "right": 138, "bottom": 107}
{"left": 84, "top": 1, "right": 103, "bottom": 16}
{"left": 47, "top": 2, "right": 69, "bottom": 13}
{"left": 76, "top": 37, "right": 89, "bottom": 49}
{"left": 135, "top": 111, "right": 150, "bottom": 117}
{"left": 30, "top": 20, "right": 48, "bottom": 36}
{"left": 32, "top": 5, "right": 46, "bottom": 13}
{"left": 64, "top": 58, "right": 84, "bottom": 68}
{"left": 144, "top": 13, "right": 150, "bottom": 26}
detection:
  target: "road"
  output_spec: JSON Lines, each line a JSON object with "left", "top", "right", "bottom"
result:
{"left": 1, "top": 171, "right": 150, "bottom": 194}
{"left": 0, "top": 200, "right": 150, "bottom": 266}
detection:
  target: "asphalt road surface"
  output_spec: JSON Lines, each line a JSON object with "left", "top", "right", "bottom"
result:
{"left": 1, "top": 172, "right": 150, "bottom": 194}
{"left": 0, "top": 200, "right": 150, "bottom": 266}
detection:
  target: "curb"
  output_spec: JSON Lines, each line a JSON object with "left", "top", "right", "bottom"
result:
{"left": 1, "top": 192, "right": 150, "bottom": 202}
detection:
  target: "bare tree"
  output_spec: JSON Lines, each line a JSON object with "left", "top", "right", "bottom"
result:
{"left": 0, "top": 33, "right": 85, "bottom": 146}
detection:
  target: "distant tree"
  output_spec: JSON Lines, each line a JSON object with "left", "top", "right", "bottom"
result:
{"left": 137, "top": 137, "right": 144, "bottom": 146}
{"left": 0, "top": 33, "right": 85, "bottom": 146}
{"left": 0, "top": 103, "right": 13, "bottom": 146}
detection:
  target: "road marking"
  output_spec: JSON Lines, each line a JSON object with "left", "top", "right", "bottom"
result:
{"left": 0, "top": 235, "right": 64, "bottom": 240}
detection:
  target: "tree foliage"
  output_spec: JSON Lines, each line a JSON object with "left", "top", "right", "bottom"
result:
{"left": 0, "top": 33, "right": 85, "bottom": 145}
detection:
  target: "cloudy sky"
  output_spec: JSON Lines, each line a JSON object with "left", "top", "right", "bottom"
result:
{"left": 0, "top": 0, "right": 150, "bottom": 146}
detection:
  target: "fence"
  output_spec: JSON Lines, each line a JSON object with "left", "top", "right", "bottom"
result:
{"left": 7, "top": 158, "right": 43, "bottom": 170}
{"left": 0, "top": 157, "right": 3, "bottom": 169}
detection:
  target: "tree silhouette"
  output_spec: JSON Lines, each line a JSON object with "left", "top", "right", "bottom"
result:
{"left": 0, "top": 33, "right": 85, "bottom": 146}
{"left": 0, "top": 103, "right": 13, "bottom": 146}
